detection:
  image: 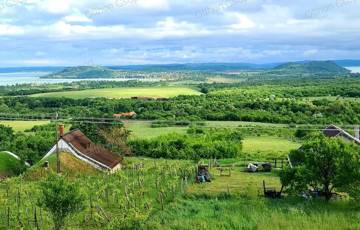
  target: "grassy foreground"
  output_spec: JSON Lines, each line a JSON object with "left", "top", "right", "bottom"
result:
{"left": 30, "top": 86, "right": 201, "bottom": 99}
{"left": 1, "top": 157, "right": 359, "bottom": 229}
{"left": 147, "top": 169, "right": 360, "bottom": 230}
{"left": 0, "top": 157, "right": 195, "bottom": 229}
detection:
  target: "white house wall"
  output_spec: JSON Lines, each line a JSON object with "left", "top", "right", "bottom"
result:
{"left": 42, "top": 139, "right": 112, "bottom": 172}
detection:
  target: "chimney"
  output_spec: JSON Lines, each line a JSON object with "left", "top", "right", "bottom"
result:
{"left": 355, "top": 125, "right": 360, "bottom": 140}
{"left": 59, "top": 124, "right": 65, "bottom": 137}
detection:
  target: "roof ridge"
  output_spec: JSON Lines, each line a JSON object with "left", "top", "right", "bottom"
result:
{"left": 62, "top": 128, "right": 81, "bottom": 137}
{"left": 324, "top": 124, "right": 360, "bottom": 145}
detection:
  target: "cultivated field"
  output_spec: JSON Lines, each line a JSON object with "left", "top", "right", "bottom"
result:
{"left": 0, "top": 157, "right": 195, "bottom": 229}
{"left": 0, "top": 120, "right": 50, "bottom": 132}
{"left": 30, "top": 86, "right": 201, "bottom": 99}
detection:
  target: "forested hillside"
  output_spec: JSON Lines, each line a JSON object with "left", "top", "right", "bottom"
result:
{"left": 1, "top": 77, "right": 359, "bottom": 124}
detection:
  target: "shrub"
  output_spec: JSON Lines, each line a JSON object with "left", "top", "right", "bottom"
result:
{"left": 129, "top": 129, "right": 242, "bottom": 160}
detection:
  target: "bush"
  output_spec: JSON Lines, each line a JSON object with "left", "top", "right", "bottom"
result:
{"left": 129, "top": 129, "right": 242, "bottom": 160}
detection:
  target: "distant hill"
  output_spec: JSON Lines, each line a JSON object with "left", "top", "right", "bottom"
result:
{"left": 109, "top": 63, "right": 279, "bottom": 72}
{"left": 272, "top": 61, "right": 350, "bottom": 75}
{"left": 0, "top": 59, "right": 360, "bottom": 73}
{"left": 42, "top": 63, "right": 277, "bottom": 79}
{"left": 42, "top": 66, "right": 119, "bottom": 79}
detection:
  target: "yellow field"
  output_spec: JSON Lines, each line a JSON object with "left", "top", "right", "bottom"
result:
{"left": 0, "top": 120, "right": 50, "bottom": 132}
{"left": 30, "top": 86, "right": 201, "bottom": 99}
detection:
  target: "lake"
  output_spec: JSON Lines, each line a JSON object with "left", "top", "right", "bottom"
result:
{"left": 0, "top": 72, "right": 158, "bottom": 86}
{"left": 346, "top": 66, "right": 360, "bottom": 73}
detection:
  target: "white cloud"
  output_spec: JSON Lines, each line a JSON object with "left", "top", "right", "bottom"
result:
{"left": 34, "top": 17, "right": 209, "bottom": 40}
{"left": 1, "top": 0, "right": 360, "bottom": 65}
{"left": 35, "top": 51, "right": 46, "bottom": 56}
{"left": 227, "top": 13, "right": 256, "bottom": 30}
{"left": 38, "top": 0, "right": 72, "bottom": 14}
{"left": 63, "top": 14, "right": 92, "bottom": 23}
{"left": 153, "top": 17, "right": 210, "bottom": 38}
{"left": 45, "top": 21, "right": 126, "bottom": 39}
{"left": 22, "top": 59, "right": 62, "bottom": 65}
{"left": 0, "top": 24, "right": 24, "bottom": 35}
{"left": 137, "top": 0, "right": 170, "bottom": 10}
{"left": 303, "top": 49, "right": 319, "bottom": 57}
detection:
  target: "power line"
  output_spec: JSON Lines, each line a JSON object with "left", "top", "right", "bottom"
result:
{"left": 0, "top": 113, "right": 359, "bottom": 130}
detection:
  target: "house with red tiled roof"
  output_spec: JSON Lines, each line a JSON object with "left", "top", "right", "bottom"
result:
{"left": 113, "top": 111, "right": 137, "bottom": 118}
{"left": 42, "top": 129, "right": 122, "bottom": 173}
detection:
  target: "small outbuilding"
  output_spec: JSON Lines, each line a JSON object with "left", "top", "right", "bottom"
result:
{"left": 323, "top": 124, "right": 360, "bottom": 146}
{"left": 42, "top": 129, "right": 122, "bottom": 173}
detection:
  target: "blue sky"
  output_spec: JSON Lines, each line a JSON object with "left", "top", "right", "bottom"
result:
{"left": 0, "top": 0, "right": 359, "bottom": 67}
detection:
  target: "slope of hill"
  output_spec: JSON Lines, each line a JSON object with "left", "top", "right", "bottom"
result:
{"left": 110, "top": 62, "right": 279, "bottom": 72}
{"left": 25, "top": 152, "right": 100, "bottom": 180}
{"left": 0, "top": 151, "right": 24, "bottom": 178}
{"left": 42, "top": 66, "right": 119, "bottom": 79}
{"left": 272, "top": 61, "right": 350, "bottom": 75}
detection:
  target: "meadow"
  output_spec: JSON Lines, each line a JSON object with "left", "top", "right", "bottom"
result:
{"left": 147, "top": 168, "right": 360, "bottom": 230}
{"left": 29, "top": 86, "right": 201, "bottom": 99}
{"left": 125, "top": 120, "right": 188, "bottom": 139}
{"left": 0, "top": 120, "right": 50, "bottom": 132}
{"left": 242, "top": 136, "right": 300, "bottom": 156}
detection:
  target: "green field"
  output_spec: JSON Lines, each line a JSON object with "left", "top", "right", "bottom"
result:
{"left": 205, "top": 120, "right": 287, "bottom": 128}
{"left": 243, "top": 136, "right": 300, "bottom": 156}
{"left": 126, "top": 120, "right": 289, "bottom": 138}
{"left": 0, "top": 120, "right": 50, "bottom": 132}
{"left": 126, "top": 120, "right": 188, "bottom": 139}
{"left": 126, "top": 121, "right": 300, "bottom": 158}
{"left": 148, "top": 168, "right": 360, "bottom": 230}
{"left": 30, "top": 86, "right": 201, "bottom": 99}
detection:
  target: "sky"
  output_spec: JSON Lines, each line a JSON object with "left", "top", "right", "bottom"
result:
{"left": 0, "top": 0, "right": 359, "bottom": 67}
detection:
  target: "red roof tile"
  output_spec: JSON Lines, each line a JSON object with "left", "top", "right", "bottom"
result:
{"left": 62, "top": 129, "right": 122, "bottom": 169}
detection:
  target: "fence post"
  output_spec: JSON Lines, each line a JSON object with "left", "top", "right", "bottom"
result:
{"left": 34, "top": 207, "right": 39, "bottom": 230}
{"left": 7, "top": 207, "right": 10, "bottom": 227}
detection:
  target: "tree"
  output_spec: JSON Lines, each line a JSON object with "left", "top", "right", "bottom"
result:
{"left": 281, "top": 135, "right": 360, "bottom": 201}
{"left": 199, "top": 86, "right": 209, "bottom": 94}
{"left": 0, "top": 125, "right": 14, "bottom": 150}
{"left": 100, "top": 127, "right": 132, "bottom": 155}
{"left": 38, "top": 174, "right": 85, "bottom": 230}
{"left": 70, "top": 122, "right": 122, "bottom": 144}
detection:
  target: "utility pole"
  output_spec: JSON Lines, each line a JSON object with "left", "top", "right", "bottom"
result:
{"left": 55, "top": 112, "right": 61, "bottom": 174}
